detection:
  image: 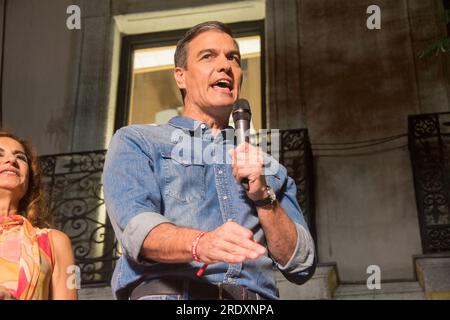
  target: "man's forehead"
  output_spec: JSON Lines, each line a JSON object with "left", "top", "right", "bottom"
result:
{"left": 189, "top": 30, "right": 239, "bottom": 52}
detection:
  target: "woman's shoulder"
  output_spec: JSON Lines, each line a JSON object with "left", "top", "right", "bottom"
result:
{"left": 46, "top": 229, "right": 72, "bottom": 247}
{"left": 47, "top": 229, "right": 74, "bottom": 268}
{"left": 35, "top": 228, "right": 70, "bottom": 242}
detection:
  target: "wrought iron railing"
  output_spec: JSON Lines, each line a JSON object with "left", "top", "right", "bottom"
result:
{"left": 39, "top": 151, "right": 120, "bottom": 287}
{"left": 409, "top": 112, "right": 450, "bottom": 253}
{"left": 280, "top": 129, "right": 316, "bottom": 240}
{"left": 39, "top": 129, "right": 316, "bottom": 286}
{"left": 253, "top": 129, "right": 316, "bottom": 241}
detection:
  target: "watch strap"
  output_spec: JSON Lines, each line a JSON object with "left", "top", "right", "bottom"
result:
{"left": 254, "top": 186, "right": 276, "bottom": 207}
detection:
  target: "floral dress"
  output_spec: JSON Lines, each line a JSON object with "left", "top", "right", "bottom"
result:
{"left": 0, "top": 215, "right": 54, "bottom": 299}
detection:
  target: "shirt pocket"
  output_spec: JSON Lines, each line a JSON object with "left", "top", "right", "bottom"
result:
{"left": 161, "top": 151, "right": 205, "bottom": 203}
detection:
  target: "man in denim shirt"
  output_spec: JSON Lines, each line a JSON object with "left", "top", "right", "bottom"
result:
{"left": 103, "top": 21, "right": 316, "bottom": 300}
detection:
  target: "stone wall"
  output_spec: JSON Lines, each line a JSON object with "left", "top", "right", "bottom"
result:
{"left": 1, "top": 0, "right": 449, "bottom": 283}
{"left": 266, "top": 0, "right": 449, "bottom": 281}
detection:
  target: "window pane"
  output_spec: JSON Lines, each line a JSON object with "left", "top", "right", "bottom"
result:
{"left": 129, "top": 36, "right": 262, "bottom": 130}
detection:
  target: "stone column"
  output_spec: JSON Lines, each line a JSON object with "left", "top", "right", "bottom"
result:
{"left": 407, "top": 0, "right": 450, "bottom": 113}
{"left": 2, "top": 0, "right": 83, "bottom": 154}
{"left": 0, "top": 0, "right": 5, "bottom": 127}
{"left": 71, "top": 0, "right": 113, "bottom": 151}
{"left": 266, "top": 0, "right": 306, "bottom": 129}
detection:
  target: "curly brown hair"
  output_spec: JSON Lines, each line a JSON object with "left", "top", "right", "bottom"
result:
{"left": 0, "top": 129, "right": 50, "bottom": 228}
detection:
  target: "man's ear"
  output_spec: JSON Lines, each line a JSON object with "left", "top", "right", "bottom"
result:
{"left": 174, "top": 67, "right": 186, "bottom": 89}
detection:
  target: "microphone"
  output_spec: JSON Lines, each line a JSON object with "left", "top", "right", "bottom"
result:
{"left": 232, "top": 99, "right": 252, "bottom": 191}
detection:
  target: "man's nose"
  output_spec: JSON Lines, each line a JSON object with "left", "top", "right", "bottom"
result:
{"left": 216, "top": 55, "right": 232, "bottom": 73}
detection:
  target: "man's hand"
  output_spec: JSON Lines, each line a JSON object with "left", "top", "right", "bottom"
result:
{"left": 196, "top": 221, "right": 266, "bottom": 264}
{"left": 0, "top": 286, "right": 15, "bottom": 300}
{"left": 229, "top": 143, "right": 268, "bottom": 201}
{"left": 229, "top": 143, "right": 300, "bottom": 267}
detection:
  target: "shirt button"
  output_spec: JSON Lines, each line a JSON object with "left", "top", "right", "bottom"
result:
{"left": 218, "top": 170, "right": 223, "bottom": 175}
{"left": 223, "top": 196, "right": 228, "bottom": 200}
{"left": 201, "top": 124, "right": 206, "bottom": 130}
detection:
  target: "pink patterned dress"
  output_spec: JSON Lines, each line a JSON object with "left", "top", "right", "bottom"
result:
{"left": 0, "top": 215, "right": 54, "bottom": 300}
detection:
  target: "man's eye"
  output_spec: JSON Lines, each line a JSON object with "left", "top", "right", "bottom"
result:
{"left": 231, "top": 55, "right": 241, "bottom": 64}
{"left": 202, "top": 54, "right": 212, "bottom": 60}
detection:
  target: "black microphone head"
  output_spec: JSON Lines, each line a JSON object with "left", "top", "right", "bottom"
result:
{"left": 232, "top": 99, "right": 252, "bottom": 122}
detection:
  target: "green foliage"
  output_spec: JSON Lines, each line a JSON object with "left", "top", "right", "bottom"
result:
{"left": 419, "top": 37, "right": 450, "bottom": 58}
{"left": 419, "top": 10, "right": 450, "bottom": 59}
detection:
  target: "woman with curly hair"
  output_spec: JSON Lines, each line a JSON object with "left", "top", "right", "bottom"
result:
{"left": 0, "top": 130, "right": 77, "bottom": 300}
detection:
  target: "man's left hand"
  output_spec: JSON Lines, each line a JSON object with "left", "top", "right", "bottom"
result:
{"left": 229, "top": 142, "right": 268, "bottom": 202}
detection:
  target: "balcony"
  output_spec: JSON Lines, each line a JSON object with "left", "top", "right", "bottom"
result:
{"left": 409, "top": 112, "right": 450, "bottom": 253}
{"left": 39, "top": 128, "right": 315, "bottom": 287}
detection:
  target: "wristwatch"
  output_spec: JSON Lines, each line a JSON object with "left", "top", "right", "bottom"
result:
{"left": 254, "top": 185, "right": 277, "bottom": 207}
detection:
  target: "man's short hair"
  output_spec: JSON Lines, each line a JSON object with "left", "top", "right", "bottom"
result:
{"left": 174, "top": 21, "right": 237, "bottom": 69}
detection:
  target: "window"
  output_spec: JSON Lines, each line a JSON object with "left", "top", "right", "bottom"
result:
{"left": 115, "top": 20, "right": 265, "bottom": 131}
{"left": 444, "top": 0, "right": 450, "bottom": 36}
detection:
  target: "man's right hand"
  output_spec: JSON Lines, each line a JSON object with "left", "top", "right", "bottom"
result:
{"left": 141, "top": 221, "right": 266, "bottom": 265}
{"left": 196, "top": 221, "right": 266, "bottom": 264}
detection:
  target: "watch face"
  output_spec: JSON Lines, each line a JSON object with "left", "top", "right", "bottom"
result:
{"left": 254, "top": 186, "right": 277, "bottom": 207}
{"left": 268, "top": 187, "right": 276, "bottom": 200}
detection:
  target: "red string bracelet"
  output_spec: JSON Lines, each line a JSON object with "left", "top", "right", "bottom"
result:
{"left": 197, "top": 263, "right": 208, "bottom": 277}
{"left": 191, "top": 231, "right": 208, "bottom": 277}
{"left": 191, "top": 231, "right": 206, "bottom": 262}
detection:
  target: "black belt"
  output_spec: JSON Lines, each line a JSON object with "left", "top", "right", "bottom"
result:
{"left": 130, "top": 278, "right": 260, "bottom": 300}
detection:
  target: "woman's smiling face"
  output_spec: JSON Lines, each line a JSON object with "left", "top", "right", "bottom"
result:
{"left": 0, "top": 137, "right": 30, "bottom": 201}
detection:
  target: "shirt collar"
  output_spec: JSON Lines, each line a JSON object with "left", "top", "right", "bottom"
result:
{"left": 168, "top": 116, "right": 234, "bottom": 132}
{"left": 168, "top": 116, "right": 197, "bottom": 131}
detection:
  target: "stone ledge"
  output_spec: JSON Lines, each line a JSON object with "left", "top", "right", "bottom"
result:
{"left": 333, "top": 282, "right": 425, "bottom": 300}
{"left": 275, "top": 262, "right": 338, "bottom": 300}
{"left": 78, "top": 286, "right": 114, "bottom": 300}
{"left": 414, "top": 253, "right": 450, "bottom": 300}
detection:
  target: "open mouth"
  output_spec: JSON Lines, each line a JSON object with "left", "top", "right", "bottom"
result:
{"left": 211, "top": 79, "right": 233, "bottom": 93}
{"left": 0, "top": 169, "right": 19, "bottom": 176}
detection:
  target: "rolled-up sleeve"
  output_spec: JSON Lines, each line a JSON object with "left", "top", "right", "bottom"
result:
{"left": 273, "top": 175, "right": 317, "bottom": 284}
{"left": 103, "top": 127, "right": 172, "bottom": 264}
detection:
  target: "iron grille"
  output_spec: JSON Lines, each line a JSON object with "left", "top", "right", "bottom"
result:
{"left": 409, "top": 113, "right": 450, "bottom": 253}
{"left": 39, "top": 150, "right": 120, "bottom": 286}
{"left": 39, "top": 129, "right": 316, "bottom": 286}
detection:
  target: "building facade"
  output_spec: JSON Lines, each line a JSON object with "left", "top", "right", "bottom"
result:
{"left": 1, "top": 0, "right": 449, "bottom": 299}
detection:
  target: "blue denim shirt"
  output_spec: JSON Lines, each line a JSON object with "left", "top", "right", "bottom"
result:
{"left": 103, "top": 116, "right": 316, "bottom": 300}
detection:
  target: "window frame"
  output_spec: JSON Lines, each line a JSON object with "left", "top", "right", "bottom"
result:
{"left": 444, "top": 0, "right": 450, "bottom": 36}
{"left": 114, "top": 20, "right": 266, "bottom": 131}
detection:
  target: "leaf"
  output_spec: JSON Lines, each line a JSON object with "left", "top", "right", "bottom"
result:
{"left": 419, "top": 37, "right": 450, "bottom": 59}
{"left": 418, "top": 10, "right": 450, "bottom": 59}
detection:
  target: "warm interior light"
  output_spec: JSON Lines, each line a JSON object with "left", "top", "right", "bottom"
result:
{"left": 133, "top": 36, "right": 261, "bottom": 72}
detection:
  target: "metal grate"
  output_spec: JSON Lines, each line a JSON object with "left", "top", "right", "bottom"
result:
{"left": 409, "top": 112, "right": 450, "bottom": 253}
{"left": 39, "top": 129, "right": 316, "bottom": 286}
{"left": 39, "top": 150, "right": 120, "bottom": 286}
{"left": 279, "top": 129, "right": 316, "bottom": 242}
{"left": 252, "top": 128, "right": 316, "bottom": 244}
